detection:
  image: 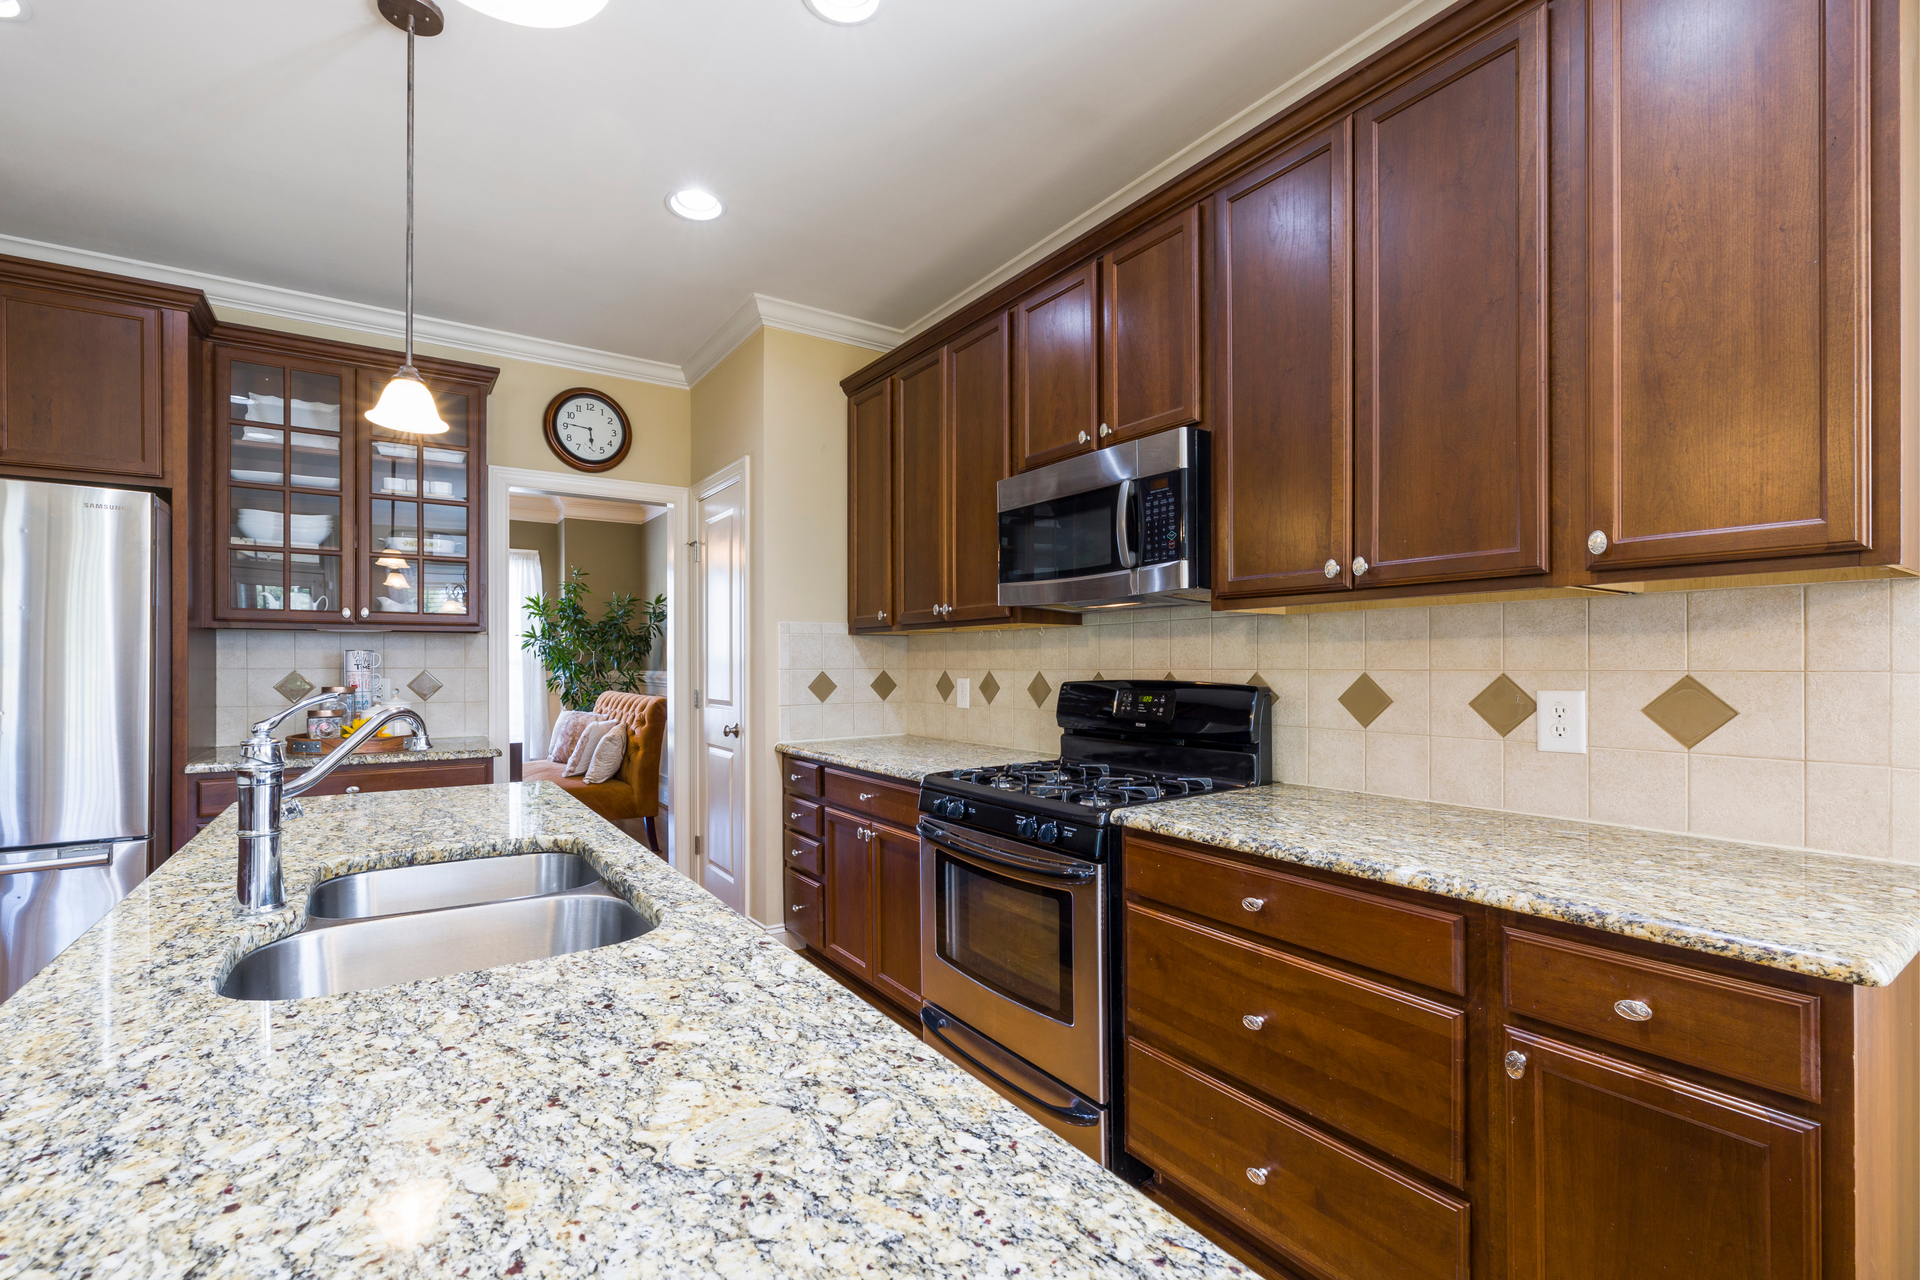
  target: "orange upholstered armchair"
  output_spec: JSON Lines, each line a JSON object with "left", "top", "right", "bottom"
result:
{"left": 523, "top": 691, "right": 667, "bottom": 851}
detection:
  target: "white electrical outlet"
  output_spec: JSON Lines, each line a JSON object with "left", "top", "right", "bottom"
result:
{"left": 956, "top": 677, "right": 971, "bottom": 709}
{"left": 1536, "top": 690, "right": 1588, "bottom": 754}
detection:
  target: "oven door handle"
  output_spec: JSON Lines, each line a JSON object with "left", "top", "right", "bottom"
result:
{"left": 921, "top": 1006, "right": 1102, "bottom": 1127}
{"left": 1115, "top": 478, "right": 1138, "bottom": 569}
{"left": 916, "top": 819, "right": 1097, "bottom": 883}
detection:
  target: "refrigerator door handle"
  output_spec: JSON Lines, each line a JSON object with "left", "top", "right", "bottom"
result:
{"left": 0, "top": 845, "right": 113, "bottom": 875}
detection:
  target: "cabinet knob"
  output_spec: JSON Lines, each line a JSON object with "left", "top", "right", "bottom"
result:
{"left": 1588, "top": 529, "right": 1610, "bottom": 556}
{"left": 1078, "top": 430, "right": 1089, "bottom": 444}
{"left": 1613, "top": 999, "right": 1653, "bottom": 1022}
{"left": 1351, "top": 556, "right": 1369, "bottom": 577}
{"left": 1241, "top": 1014, "right": 1267, "bottom": 1031}
{"left": 1504, "top": 1049, "right": 1528, "bottom": 1079}
{"left": 1240, "top": 896, "right": 1265, "bottom": 913}
{"left": 360, "top": 607, "right": 370, "bottom": 619}
{"left": 789, "top": 772, "right": 802, "bottom": 782}
{"left": 789, "top": 811, "right": 801, "bottom": 821}
{"left": 859, "top": 792, "right": 877, "bottom": 802}
{"left": 1099, "top": 423, "right": 1111, "bottom": 438}
{"left": 1244, "top": 1167, "right": 1269, "bottom": 1186}
{"left": 1323, "top": 559, "right": 1339, "bottom": 579}
{"left": 345, "top": 786, "right": 360, "bottom": 795}
{"left": 341, "top": 607, "right": 352, "bottom": 619}
{"left": 790, "top": 903, "right": 806, "bottom": 912}
{"left": 877, "top": 611, "right": 887, "bottom": 623}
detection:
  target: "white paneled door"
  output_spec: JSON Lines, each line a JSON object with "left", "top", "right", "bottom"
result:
{"left": 696, "top": 471, "right": 748, "bottom": 914}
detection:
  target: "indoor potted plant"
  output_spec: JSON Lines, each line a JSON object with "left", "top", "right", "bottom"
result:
{"left": 520, "top": 567, "right": 667, "bottom": 710}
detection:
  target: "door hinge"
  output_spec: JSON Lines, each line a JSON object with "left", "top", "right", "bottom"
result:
{"left": 693, "top": 689, "right": 702, "bottom": 708}
{"left": 694, "top": 834, "right": 701, "bottom": 857}
{"left": 688, "top": 539, "right": 700, "bottom": 564}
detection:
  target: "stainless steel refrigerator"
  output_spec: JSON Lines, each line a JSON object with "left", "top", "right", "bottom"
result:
{"left": 0, "top": 479, "right": 159, "bottom": 1001}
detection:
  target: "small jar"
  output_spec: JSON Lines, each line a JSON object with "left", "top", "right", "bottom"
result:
{"left": 308, "top": 687, "right": 350, "bottom": 739}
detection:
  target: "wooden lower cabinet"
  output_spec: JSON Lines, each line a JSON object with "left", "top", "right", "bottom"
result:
{"left": 823, "top": 811, "right": 876, "bottom": 984}
{"left": 187, "top": 756, "right": 492, "bottom": 837}
{"left": 1503, "top": 1029, "right": 1819, "bottom": 1280}
{"left": 1123, "top": 829, "right": 1918, "bottom": 1279}
{"left": 784, "top": 866, "right": 824, "bottom": 953}
{"left": 872, "top": 823, "right": 922, "bottom": 1009}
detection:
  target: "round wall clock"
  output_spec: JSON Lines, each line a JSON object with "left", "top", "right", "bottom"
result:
{"left": 543, "top": 387, "right": 633, "bottom": 472}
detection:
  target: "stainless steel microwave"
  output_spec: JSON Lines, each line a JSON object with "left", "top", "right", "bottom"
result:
{"left": 996, "top": 427, "right": 1210, "bottom": 610}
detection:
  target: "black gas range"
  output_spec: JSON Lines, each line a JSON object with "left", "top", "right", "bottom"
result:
{"left": 914, "top": 679, "right": 1271, "bottom": 1171}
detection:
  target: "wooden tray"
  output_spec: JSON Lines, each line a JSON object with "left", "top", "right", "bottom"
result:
{"left": 286, "top": 732, "right": 414, "bottom": 756}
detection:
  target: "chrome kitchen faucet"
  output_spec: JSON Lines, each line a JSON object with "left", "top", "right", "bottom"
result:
{"left": 233, "top": 693, "right": 432, "bottom": 914}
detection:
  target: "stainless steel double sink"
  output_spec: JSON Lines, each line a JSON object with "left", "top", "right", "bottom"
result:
{"left": 218, "top": 852, "right": 654, "bottom": 1001}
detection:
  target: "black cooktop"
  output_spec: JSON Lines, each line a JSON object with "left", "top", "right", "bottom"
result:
{"left": 943, "top": 759, "right": 1220, "bottom": 811}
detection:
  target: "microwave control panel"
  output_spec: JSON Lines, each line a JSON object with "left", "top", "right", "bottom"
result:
{"left": 1140, "top": 474, "right": 1182, "bottom": 564}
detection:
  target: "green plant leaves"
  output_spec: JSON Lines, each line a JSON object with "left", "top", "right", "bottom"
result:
{"left": 520, "top": 567, "right": 666, "bottom": 711}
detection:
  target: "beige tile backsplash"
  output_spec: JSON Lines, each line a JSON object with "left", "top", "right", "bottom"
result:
{"left": 210, "top": 629, "right": 492, "bottom": 747}
{"left": 780, "top": 579, "right": 1920, "bottom": 864}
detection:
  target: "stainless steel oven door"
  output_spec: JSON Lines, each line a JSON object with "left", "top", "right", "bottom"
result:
{"left": 918, "top": 816, "right": 1106, "bottom": 1102}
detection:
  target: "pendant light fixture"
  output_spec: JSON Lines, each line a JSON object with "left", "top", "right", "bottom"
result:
{"left": 367, "top": 0, "right": 451, "bottom": 436}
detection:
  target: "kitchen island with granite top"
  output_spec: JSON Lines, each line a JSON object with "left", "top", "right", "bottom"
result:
{"left": 0, "top": 781, "right": 1245, "bottom": 1279}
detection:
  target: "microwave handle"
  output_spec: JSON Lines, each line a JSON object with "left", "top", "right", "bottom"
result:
{"left": 1115, "top": 478, "right": 1138, "bottom": 568}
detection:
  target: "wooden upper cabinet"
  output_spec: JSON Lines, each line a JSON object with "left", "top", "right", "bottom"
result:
{"left": 847, "top": 380, "right": 894, "bottom": 631}
{"left": 893, "top": 349, "right": 950, "bottom": 627}
{"left": 1014, "top": 262, "right": 1099, "bottom": 471}
{"left": 1585, "top": 0, "right": 1874, "bottom": 570}
{"left": 947, "top": 311, "right": 1014, "bottom": 624}
{"left": 1354, "top": 10, "right": 1549, "bottom": 588}
{"left": 0, "top": 283, "right": 166, "bottom": 481}
{"left": 1504, "top": 1029, "right": 1820, "bottom": 1280}
{"left": 1102, "top": 206, "right": 1202, "bottom": 445}
{"left": 1212, "top": 122, "right": 1353, "bottom": 601}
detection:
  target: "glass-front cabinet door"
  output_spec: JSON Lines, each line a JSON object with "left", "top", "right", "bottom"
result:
{"left": 215, "top": 351, "right": 352, "bottom": 622}
{"left": 355, "top": 369, "right": 483, "bottom": 628}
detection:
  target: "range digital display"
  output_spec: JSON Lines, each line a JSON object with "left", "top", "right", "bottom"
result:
{"left": 1113, "top": 689, "right": 1176, "bottom": 722}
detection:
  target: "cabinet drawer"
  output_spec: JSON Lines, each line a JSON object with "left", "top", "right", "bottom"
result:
{"left": 823, "top": 769, "right": 919, "bottom": 829}
{"left": 785, "top": 832, "right": 824, "bottom": 879}
{"left": 783, "top": 796, "right": 823, "bottom": 839}
{"left": 196, "top": 775, "right": 237, "bottom": 818}
{"left": 1128, "top": 904, "right": 1466, "bottom": 1185}
{"left": 1504, "top": 929, "right": 1821, "bottom": 1102}
{"left": 785, "top": 868, "right": 823, "bottom": 952}
{"left": 1125, "top": 835, "right": 1465, "bottom": 995}
{"left": 782, "top": 757, "right": 823, "bottom": 797}
{"left": 1127, "top": 1039, "right": 1470, "bottom": 1280}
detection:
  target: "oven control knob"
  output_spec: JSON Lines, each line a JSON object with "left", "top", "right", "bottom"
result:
{"left": 1037, "top": 821, "right": 1059, "bottom": 845}
{"left": 1016, "top": 815, "right": 1038, "bottom": 840}
{"left": 944, "top": 798, "right": 967, "bottom": 819}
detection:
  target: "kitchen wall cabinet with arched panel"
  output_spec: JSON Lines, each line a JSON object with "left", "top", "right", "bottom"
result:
{"left": 198, "top": 323, "right": 496, "bottom": 631}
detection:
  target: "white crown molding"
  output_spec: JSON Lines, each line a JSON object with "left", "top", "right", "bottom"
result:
{"left": 898, "top": 0, "right": 1456, "bottom": 338}
{"left": 0, "top": 232, "right": 691, "bottom": 389}
{"left": 682, "top": 294, "right": 904, "bottom": 388}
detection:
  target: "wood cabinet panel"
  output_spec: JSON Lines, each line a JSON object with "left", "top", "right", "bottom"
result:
{"left": 190, "top": 758, "right": 490, "bottom": 828}
{"left": 1128, "top": 1038, "right": 1470, "bottom": 1280}
{"left": 785, "top": 868, "right": 824, "bottom": 953}
{"left": 1505, "top": 927, "right": 1821, "bottom": 1101}
{"left": 824, "top": 811, "right": 875, "bottom": 983}
{"left": 946, "top": 311, "right": 1013, "bottom": 624}
{"left": 894, "top": 349, "right": 949, "bottom": 627}
{"left": 0, "top": 285, "right": 163, "bottom": 479}
{"left": 784, "top": 832, "right": 824, "bottom": 880}
{"left": 872, "top": 822, "right": 922, "bottom": 1010}
{"left": 1102, "top": 205, "right": 1201, "bottom": 443}
{"left": 1211, "top": 122, "right": 1353, "bottom": 601}
{"left": 1124, "top": 834, "right": 1465, "bottom": 994}
{"left": 822, "top": 769, "right": 920, "bottom": 830}
{"left": 1504, "top": 1028, "right": 1820, "bottom": 1280}
{"left": 847, "top": 380, "right": 894, "bottom": 631}
{"left": 783, "top": 795, "right": 823, "bottom": 840}
{"left": 1585, "top": 0, "right": 1873, "bottom": 570}
{"left": 782, "top": 757, "right": 823, "bottom": 797}
{"left": 1353, "top": 10, "right": 1549, "bottom": 587}
{"left": 1128, "top": 904, "right": 1466, "bottom": 1185}
{"left": 1014, "top": 263, "right": 1099, "bottom": 471}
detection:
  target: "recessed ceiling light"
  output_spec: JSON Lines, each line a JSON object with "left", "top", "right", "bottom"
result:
{"left": 803, "top": 0, "right": 878, "bottom": 24}
{"left": 0, "top": 0, "right": 33, "bottom": 21}
{"left": 667, "top": 189, "right": 724, "bottom": 222}
{"left": 448, "top": 0, "right": 607, "bottom": 28}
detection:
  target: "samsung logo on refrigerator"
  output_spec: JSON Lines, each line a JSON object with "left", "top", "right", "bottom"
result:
{"left": 83, "top": 503, "right": 124, "bottom": 511}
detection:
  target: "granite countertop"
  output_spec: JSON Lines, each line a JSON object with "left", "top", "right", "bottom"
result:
{"left": 775, "top": 735, "right": 1042, "bottom": 784}
{"left": 1116, "top": 784, "right": 1920, "bottom": 987}
{"left": 0, "top": 782, "right": 1242, "bottom": 1278}
{"left": 184, "top": 735, "right": 501, "bottom": 775}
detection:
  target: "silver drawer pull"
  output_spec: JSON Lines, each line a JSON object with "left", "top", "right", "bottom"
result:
{"left": 1242, "top": 1014, "right": 1267, "bottom": 1031}
{"left": 1245, "top": 1167, "right": 1268, "bottom": 1186}
{"left": 1614, "top": 999, "right": 1653, "bottom": 1022}
{"left": 345, "top": 786, "right": 360, "bottom": 794}
{"left": 789, "top": 811, "right": 801, "bottom": 821}
{"left": 859, "top": 792, "right": 877, "bottom": 802}
{"left": 790, "top": 904, "right": 806, "bottom": 912}
{"left": 1240, "top": 897, "right": 1266, "bottom": 913}
{"left": 789, "top": 772, "right": 802, "bottom": 782}
{"left": 1505, "top": 1050, "right": 1528, "bottom": 1079}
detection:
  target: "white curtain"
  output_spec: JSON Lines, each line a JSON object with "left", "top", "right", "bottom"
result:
{"left": 508, "top": 549, "right": 551, "bottom": 758}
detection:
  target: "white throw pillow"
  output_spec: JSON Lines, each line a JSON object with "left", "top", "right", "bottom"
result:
{"left": 583, "top": 723, "right": 628, "bottom": 785}
{"left": 546, "top": 709, "right": 591, "bottom": 764}
{"left": 565, "top": 717, "right": 620, "bottom": 778}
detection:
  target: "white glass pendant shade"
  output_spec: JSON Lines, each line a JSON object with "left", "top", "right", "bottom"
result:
{"left": 0, "top": 1, "right": 31, "bottom": 21}
{"left": 668, "top": 189, "right": 724, "bottom": 221}
{"left": 366, "top": 369, "right": 449, "bottom": 435}
{"left": 803, "top": 0, "right": 878, "bottom": 23}
{"left": 450, "top": 0, "right": 607, "bottom": 27}
{"left": 385, "top": 570, "right": 411, "bottom": 589}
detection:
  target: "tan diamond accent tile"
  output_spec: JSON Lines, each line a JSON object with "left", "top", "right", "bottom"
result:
{"left": 980, "top": 672, "right": 1000, "bottom": 705}
{"left": 1643, "top": 675, "right": 1739, "bottom": 749}
{"left": 274, "top": 671, "right": 314, "bottom": 702}
{"left": 935, "top": 671, "right": 955, "bottom": 702}
{"left": 1027, "top": 673, "right": 1052, "bottom": 707}
{"left": 1470, "top": 674, "right": 1536, "bottom": 738}
{"left": 807, "top": 671, "right": 837, "bottom": 703}
{"left": 870, "top": 671, "right": 897, "bottom": 701}
{"left": 407, "top": 670, "right": 444, "bottom": 701}
{"left": 1337, "top": 673, "right": 1393, "bottom": 728}
{"left": 1247, "top": 673, "right": 1271, "bottom": 689}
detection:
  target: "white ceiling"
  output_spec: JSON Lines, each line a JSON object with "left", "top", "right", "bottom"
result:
{"left": 0, "top": 0, "right": 1433, "bottom": 376}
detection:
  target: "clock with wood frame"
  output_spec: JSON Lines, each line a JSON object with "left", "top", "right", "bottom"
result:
{"left": 542, "top": 388, "right": 633, "bottom": 472}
